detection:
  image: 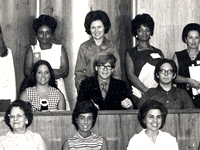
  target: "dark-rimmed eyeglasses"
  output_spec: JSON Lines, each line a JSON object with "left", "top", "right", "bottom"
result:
{"left": 98, "top": 65, "right": 112, "bottom": 70}
{"left": 159, "top": 69, "right": 174, "bottom": 75}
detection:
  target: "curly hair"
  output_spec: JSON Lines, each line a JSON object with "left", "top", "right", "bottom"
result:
{"left": 32, "top": 14, "right": 57, "bottom": 34}
{"left": 4, "top": 100, "right": 33, "bottom": 131}
{"left": 182, "top": 23, "right": 200, "bottom": 43}
{"left": 138, "top": 100, "right": 168, "bottom": 129}
{"left": 131, "top": 13, "right": 154, "bottom": 37}
{"left": 84, "top": 10, "right": 111, "bottom": 35}
{"left": 72, "top": 100, "right": 98, "bottom": 130}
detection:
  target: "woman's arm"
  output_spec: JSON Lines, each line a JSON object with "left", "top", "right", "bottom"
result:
{"left": 125, "top": 52, "right": 148, "bottom": 93}
{"left": 102, "top": 137, "right": 108, "bottom": 150}
{"left": 62, "top": 140, "right": 70, "bottom": 150}
{"left": 57, "top": 91, "right": 66, "bottom": 110}
{"left": 24, "top": 46, "right": 33, "bottom": 77}
{"left": 53, "top": 46, "right": 69, "bottom": 79}
{"left": 172, "top": 53, "right": 200, "bottom": 88}
{"left": 19, "top": 90, "right": 28, "bottom": 101}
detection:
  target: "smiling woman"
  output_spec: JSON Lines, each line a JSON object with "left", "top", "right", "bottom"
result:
{"left": 127, "top": 100, "right": 179, "bottom": 150}
{"left": 19, "top": 60, "right": 66, "bottom": 111}
{"left": 62, "top": 100, "right": 108, "bottom": 150}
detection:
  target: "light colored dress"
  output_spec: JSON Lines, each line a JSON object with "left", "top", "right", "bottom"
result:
{"left": 127, "top": 129, "right": 179, "bottom": 150}
{"left": 0, "top": 48, "right": 16, "bottom": 102}
{"left": 26, "top": 86, "right": 60, "bottom": 111}
{"left": 68, "top": 132, "right": 103, "bottom": 150}
{"left": 0, "top": 130, "right": 46, "bottom": 150}
{"left": 31, "top": 42, "right": 70, "bottom": 110}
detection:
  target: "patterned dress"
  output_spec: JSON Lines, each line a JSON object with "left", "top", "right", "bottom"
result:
{"left": 26, "top": 86, "right": 60, "bottom": 111}
{"left": 68, "top": 132, "right": 103, "bottom": 150}
{"left": 0, "top": 130, "right": 46, "bottom": 150}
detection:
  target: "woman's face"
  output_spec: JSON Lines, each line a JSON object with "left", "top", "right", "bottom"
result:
{"left": 9, "top": 107, "right": 27, "bottom": 131}
{"left": 36, "top": 64, "right": 51, "bottom": 85}
{"left": 136, "top": 24, "right": 151, "bottom": 41}
{"left": 37, "top": 25, "right": 52, "bottom": 44}
{"left": 144, "top": 109, "right": 162, "bottom": 132}
{"left": 186, "top": 30, "right": 200, "bottom": 49}
{"left": 90, "top": 20, "right": 105, "bottom": 41}
{"left": 77, "top": 113, "right": 93, "bottom": 133}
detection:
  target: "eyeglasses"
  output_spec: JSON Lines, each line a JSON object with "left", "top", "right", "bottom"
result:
{"left": 8, "top": 114, "right": 25, "bottom": 120}
{"left": 98, "top": 65, "right": 112, "bottom": 70}
{"left": 159, "top": 69, "right": 174, "bottom": 75}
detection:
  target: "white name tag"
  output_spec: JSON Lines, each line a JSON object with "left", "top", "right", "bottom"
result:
{"left": 150, "top": 53, "right": 161, "bottom": 59}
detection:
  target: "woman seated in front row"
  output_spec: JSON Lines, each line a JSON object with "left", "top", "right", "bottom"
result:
{"left": 62, "top": 100, "right": 108, "bottom": 150}
{"left": 127, "top": 100, "right": 179, "bottom": 150}
{"left": 0, "top": 100, "right": 47, "bottom": 150}
{"left": 20, "top": 60, "right": 66, "bottom": 111}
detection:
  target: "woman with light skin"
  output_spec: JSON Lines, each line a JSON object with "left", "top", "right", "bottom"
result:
{"left": 172, "top": 23, "right": 200, "bottom": 108}
{"left": 62, "top": 100, "right": 108, "bottom": 150}
{"left": 0, "top": 100, "right": 47, "bottom": 150}
{"left": 24, "top": 14, "right": 70, "bottom": 110}
{"left": 127, "top": 100, "right": 179, "bottom": 150}
{"left": 75, "top": 10, "right": 121, "bottom": 91}
{"left": 125, "top": 13, "right": 164, "bottom": 107}
{"left": 20, "top": 60, "right": 66, "bottom": 111}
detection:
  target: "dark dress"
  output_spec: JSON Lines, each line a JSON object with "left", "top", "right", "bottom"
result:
{"left": 175, "top": 49, "right": 200, "bottom": 108}
{"left": 126, "top": 46, "right": 164, "bottom": 107}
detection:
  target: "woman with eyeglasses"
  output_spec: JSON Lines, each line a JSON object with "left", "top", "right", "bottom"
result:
{"left": 125, "top": 13, "right": 164, "bottom": 108}
{"left": 77, "top": 52, "right": 133, "bottom": 110}
{"left": 75, "top": 10, "right": 121, "bottom": 91}
{"left": 138, "top": 59, "right": 194, "bottom": 109}
{"left": 0, "top": 100, "right": 47, "bottom": 150}
{"left": 173, "top": 23, "right": 200, "bottom": 108}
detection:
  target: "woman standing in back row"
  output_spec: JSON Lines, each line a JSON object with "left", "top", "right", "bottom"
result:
{"left": 23, "top": 14, "right": 70, "bottom": 110}
{"left": 75, "top": 10, "right": 121, "bottom": 91}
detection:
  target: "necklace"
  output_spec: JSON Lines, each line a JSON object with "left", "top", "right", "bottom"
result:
{"left": 188, "top": 50, "right": 199, "bottom": 60}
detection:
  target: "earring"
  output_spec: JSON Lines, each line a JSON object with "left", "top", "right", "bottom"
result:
{"left": 26, "top": 120, "right": 28, "bottom": 124}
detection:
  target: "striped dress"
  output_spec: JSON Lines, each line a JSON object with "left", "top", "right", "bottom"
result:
{"left": 27, "top": 86, "right": 60, "bottom": 111}
{"left": 68, "top": 132, "right": 103, "bottom": 150}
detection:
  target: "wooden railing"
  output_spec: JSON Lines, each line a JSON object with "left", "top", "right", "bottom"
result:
{"left": 0, "top": 110, "right": 199, "bottom": 150}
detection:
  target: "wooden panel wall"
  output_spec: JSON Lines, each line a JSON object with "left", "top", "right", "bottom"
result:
{"left": 136, "top": 0, "right": 200, "bottom": 58}
{"left": 0, "top": 110, "right": 200, "bottom": 150}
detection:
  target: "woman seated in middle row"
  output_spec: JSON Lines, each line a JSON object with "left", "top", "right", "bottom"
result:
{"left": 20, "top": 60, "right": 66, "bottom": 111}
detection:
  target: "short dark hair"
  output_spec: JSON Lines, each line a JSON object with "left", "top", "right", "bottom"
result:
{"left": 72, "top": 100, "right": 98, "bottom": 130}
{"left": 131, "top": 13, "right": 154, "bottom": 37}
{"left": 84, "top": 10, "right": 111, "bottom": 35}
{"left": 4, "top": 100, "right": 33, "bottom": 131}
{"left": 154, "top": 59, "right": 177, "bottom": 83}
{"left": 182, "top": 23, "right": 200, "bottom": 43}
{"left": 33, "top": 14, "right": 57, "bottom": 34}
{"left": 138, "top": 100, "right": 168, "bottom": 129}
{"left": 94, "top": 52, "right": 117, "bottom": 68}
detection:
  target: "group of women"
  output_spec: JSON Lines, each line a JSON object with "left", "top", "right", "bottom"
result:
{"left": 0, "top": 8, "right": 200, "bottom": 149}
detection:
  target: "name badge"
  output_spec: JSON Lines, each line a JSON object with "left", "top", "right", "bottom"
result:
{"left": 150, "top": 53, "right": 161, "bottom": 59}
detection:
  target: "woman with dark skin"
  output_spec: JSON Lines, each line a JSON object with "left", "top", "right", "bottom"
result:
{"left": 24, "top": 14, "right": 70, "bottom": 110}
{"left": 125, "top": 13, "right": 164, "bottom": 107}
{"left": 75, "top": 10, "right": 121, "bottom": 91}
{"left": 172, "top": 23, "right": 200, "bottom": 108}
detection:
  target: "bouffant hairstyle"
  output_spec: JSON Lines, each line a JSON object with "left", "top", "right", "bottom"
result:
{"left": 72, "top": 100, "right": 98, "bottom": 130}
{"left": 131, "top": 13, "right": 154, "bottom": 37}
{"left": 138, "top": 100, "right": 168, "bottom": 129}
{"left": 182, "top": 23, "right": 200, "bottom": 43}
{"left": 4, "top": 100, "right": 33, "bottom": 131}
{"left": 154, "top": 59, "right": 177, "bottom": 83}
{"left": 84, "top": 10, "right": 111, "bottom": 35}
{"left": 32, "top": 14, "right": 57, "bottom": 34}
{"left": 94, "top": 52, "right": 117, "bottom": 69}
